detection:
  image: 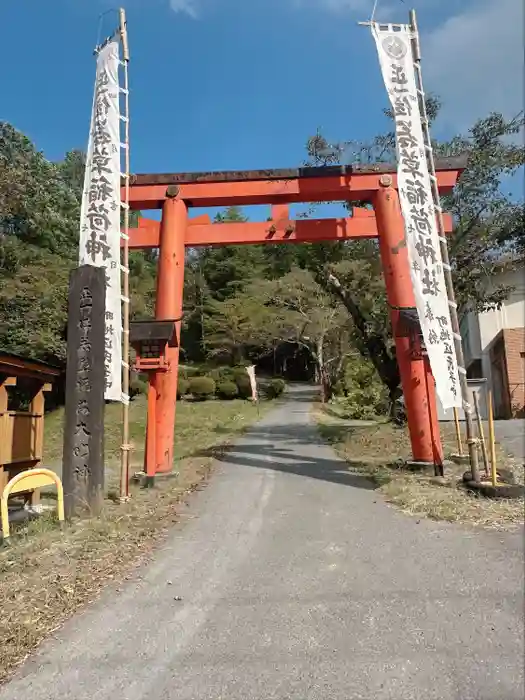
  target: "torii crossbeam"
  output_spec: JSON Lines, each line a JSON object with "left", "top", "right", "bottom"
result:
{"left": 127, "top": 207, "right": 454, "bottom": 248}
{"left": 123, "top": 157, "right": 465, "bottom": 481}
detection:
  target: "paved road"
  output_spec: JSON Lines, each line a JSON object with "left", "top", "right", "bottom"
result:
{"left": 2, "top": 387, "right": 524, "bottom": 700}
{"left": 494, "top": 419, "right": 525, "bottom": 463}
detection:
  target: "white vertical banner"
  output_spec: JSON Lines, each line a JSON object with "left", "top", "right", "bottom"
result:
{"left": 79, "top": 39, "right": 122, "bottom": 402}
{"left": 371, "top": 24, "right": 461, "bottom": 409}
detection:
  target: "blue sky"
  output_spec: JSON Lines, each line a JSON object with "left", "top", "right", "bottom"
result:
{"left": 1, "top": 0, "right": 522, "bottom": 220}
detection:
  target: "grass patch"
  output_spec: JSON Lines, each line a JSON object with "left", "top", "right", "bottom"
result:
{"left": 315, "top": 405, "right": 524, "bottom": 530}
{"left": 43, "top": 396, "right": 269, "bottom": 486}
{"left": 1, "top": 396, "right": 273, "bottom": 683}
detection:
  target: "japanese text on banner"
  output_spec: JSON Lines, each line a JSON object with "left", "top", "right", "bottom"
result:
{"left": 79, "top": 39, "right": 122, "bottom": 402}
{"left": 371, "top": 24, "right": 461, "bottom": 409}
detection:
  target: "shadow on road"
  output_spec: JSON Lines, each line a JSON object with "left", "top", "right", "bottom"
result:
{"left": 193, "top": 438, "right": 378, "bottom": 491}
{"left": 192, "top": 385, "right": 390, "bottom": 490}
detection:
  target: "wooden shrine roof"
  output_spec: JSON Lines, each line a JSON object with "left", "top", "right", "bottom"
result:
{"left": 127, "top": 155, "right": 468, "bottom": 187}
{"left": 0, "top": 352, "right": 62, "bottom": 382}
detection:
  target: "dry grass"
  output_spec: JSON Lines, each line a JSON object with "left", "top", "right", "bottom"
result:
{"left": 43, "top": 395, "right": 267, "bottom": 488}
{"left": 0, "top": 396, "right": 271, "bottom": 683}
{"left": 315, "top": 405, "right": 524, "bottom": 530}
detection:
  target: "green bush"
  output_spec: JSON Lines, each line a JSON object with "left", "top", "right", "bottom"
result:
{"left": 232, "top": 366, "right": 250, "bottom": 380}
{"left": 209, "top": 367, "right": 235, "bottom": 383}
{"left": 130, "top": 375, "right": 148, "bottom": 400}
{"left": 208, "top": 368, "right": 222, "bottom": 383}
{"left": 177, "top": 378, "right": 190, "bottom": 398}
{"left": 331, "top": 358, "right": 388, "bottom": 419}
{"left": 216, "top": 380, "right": 239, "bottom": 400}
{"left": 235, "top": 374, "right": 253, "bottom": 400}
{"left": 189, "top": 376, "right": 216, "bottom": 401}
{"left": 179, "top": 365, "right": 205, "bottom": 381}
{"left": 264, "top": 378, "right": 286, "bottom": 399}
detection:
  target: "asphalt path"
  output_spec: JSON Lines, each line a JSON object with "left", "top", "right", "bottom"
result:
{"left": 2, "top": 385, "right": 523, "bottom": 700}
{"left": 494, "top": 418, "right": 525, "bottom": 463}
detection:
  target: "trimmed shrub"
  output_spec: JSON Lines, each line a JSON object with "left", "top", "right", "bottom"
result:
{"left": 216, "top": 380, "right": 239, "bottom": 400}
{"left": 264, "top": 378, "right": 286, "bottom": 399}
{"left": 235, "top": 374, "right": 253, "bottom": 400}
{"left": 179, "top": 365, "right": 202, "bottom": 380}
{"left": 177, "top": 378, "right": 190, "bottom": 399}
{"left": 232, "top": 366, "right": 250, "bottom": 380}
{"left": 189, "top": 376, "right": 216, "bottom": 401}
{"left": 209, "top": 367, "right": 235, "bottom": 383}
{"left": 208, "top": 368, "right": 222, "bottom": 383}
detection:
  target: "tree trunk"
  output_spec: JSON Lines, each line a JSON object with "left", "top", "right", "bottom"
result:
{"left": 316, "top": 268, "right": 401, "bottom": 400}
{"left": 312, "top": 336, "right": 327, "bottom": 403}
{"left": 388, "top": 384, "right": 406, "bottom": 425}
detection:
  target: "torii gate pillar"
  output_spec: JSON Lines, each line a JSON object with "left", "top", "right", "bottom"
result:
{"left": 374, "top": 176, "right": 443, "bottom": 468}
{"left": 150, "top": 191, "right": 187, "bottom": 474}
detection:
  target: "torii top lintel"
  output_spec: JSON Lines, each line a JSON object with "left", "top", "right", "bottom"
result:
{"left": 124, "top": 156, "right": 467, "bottom": 210}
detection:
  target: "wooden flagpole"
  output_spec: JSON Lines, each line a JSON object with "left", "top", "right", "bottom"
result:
{"left": 119, "top": 7, "right": 132, "bottom": 502}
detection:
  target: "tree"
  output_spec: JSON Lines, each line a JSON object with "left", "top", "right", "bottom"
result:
{"left": 0, "top": 238, "right": 71, "bottom": 363}
{"left": 0, "top": 122, "right": 157, "bottom": 368}
{"left": 196, "top": 207, "right": 266, "bottom": 301}
{"left": 203, "top": 268, "right": 353, "bottom": 400}
{"left": 439, "top": 112, "right": 525, "bottom": 311}
{"left": 183, "top": 205, "right": 267, "bottom": 358}
{"left": 203, "top": 292, "right": 273, "bottom": 364}
{"left": 0, "top": 122, "right": 81, "bottom": 255}
{"left": 256, "top": 269, "right": 351, "bottom": 401}
{"left": 303, "top": 105, "right": 525, "bottom": 404}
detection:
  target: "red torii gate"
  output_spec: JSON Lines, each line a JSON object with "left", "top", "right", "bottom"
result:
{"left": 123, "top": 158, "right": 464, "bottom": 480}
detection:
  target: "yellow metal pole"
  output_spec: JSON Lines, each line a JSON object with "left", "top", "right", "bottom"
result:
{"left": 453, "top": 407, "right": 464, "bottom": 456}
{"left": 473, "top": 391, "right": 489, "bottom": 479}
{"left": 487, "top": 389, "right": 498, "bottom": 487}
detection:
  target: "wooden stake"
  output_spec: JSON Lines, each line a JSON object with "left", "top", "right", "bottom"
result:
{"left": 453, "top": 407, "right": 464, "bottom": 456}
{"left": 487, "top": 389, "right": 498, "bottom": 487}
{"left": 473, "top": 391, "right": 489, "bottom": 479}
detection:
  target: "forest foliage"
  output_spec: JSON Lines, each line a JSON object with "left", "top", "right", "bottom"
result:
{"left": 0, "top": 101, "right": 523, "bottom": 417}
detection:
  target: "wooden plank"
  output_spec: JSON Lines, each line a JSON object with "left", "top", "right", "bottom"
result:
{"left": 127, "top": 157, "right": 467, "bottom": 186}
{"left": 0, "top": 413, "right": 41, "bottom": 465}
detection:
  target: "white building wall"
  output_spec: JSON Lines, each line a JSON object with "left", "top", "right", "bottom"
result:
{"left": 460, "top": 311, "right": 482, "bottom": 366}
{"left": 438, "top": 379, "right": 488, "bottom": 421}
{"left": 442, "top": 264, "right": 525, "bottom": 421}
{"left": 479, "top": 268, "right": 525, "bottom": 393}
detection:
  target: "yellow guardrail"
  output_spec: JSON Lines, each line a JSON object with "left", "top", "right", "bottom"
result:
{"left": 1, "top": 468, "right": 64, "bottom": 543}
